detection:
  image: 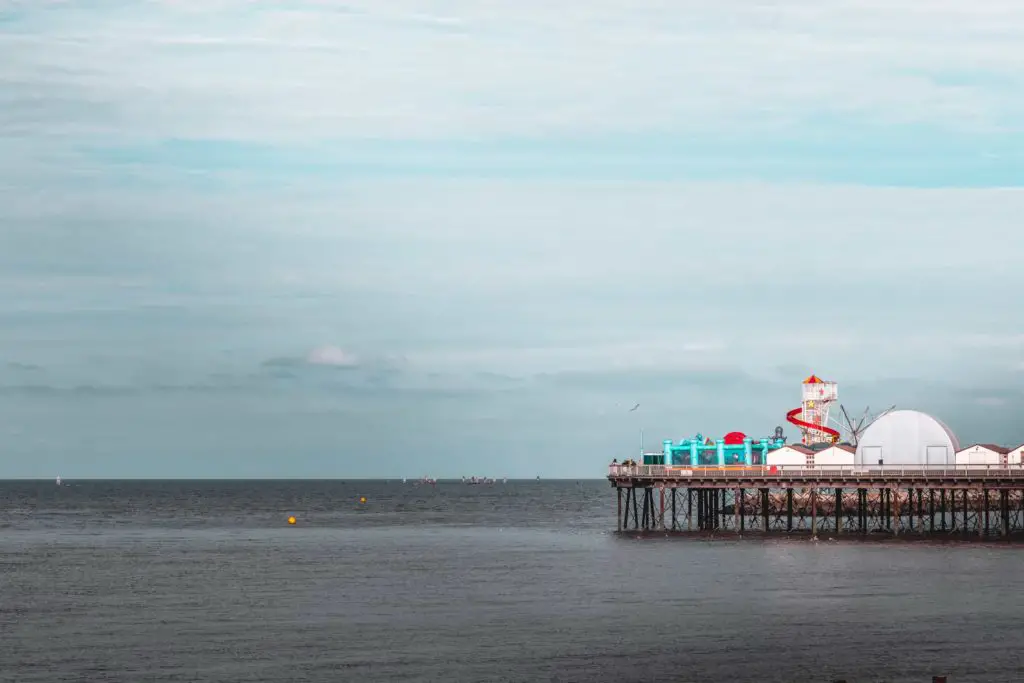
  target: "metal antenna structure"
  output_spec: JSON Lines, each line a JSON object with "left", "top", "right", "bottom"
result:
{"left": 836, "top": 404, "right": 896, "bottom": 446}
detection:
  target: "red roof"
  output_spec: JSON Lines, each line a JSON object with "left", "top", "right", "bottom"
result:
{"left": 803, "top": 374, "right": 824, "bottom": 384}
{"left": 723, "top": 431, "right": 746, "bottom": 446}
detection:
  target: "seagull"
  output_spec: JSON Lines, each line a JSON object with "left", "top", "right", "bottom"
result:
{"left": 629, "top": 403, "right": 640, "bottom": 412}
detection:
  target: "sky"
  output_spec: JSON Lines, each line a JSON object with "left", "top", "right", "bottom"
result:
{"left": 2, "top": 0, "right": 1024, "bottom": 478}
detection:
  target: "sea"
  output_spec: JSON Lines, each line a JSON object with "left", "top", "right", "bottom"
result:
{"left": 1, "top": 479, "right": 1022, "bottom": 683}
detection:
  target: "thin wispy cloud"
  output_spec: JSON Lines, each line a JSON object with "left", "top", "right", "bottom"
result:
{"left": 3, "top": 0, "right": 1024, "bottom": 140}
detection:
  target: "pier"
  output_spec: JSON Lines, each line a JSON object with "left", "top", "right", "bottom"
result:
{"left": 608, "top": 464, "right": 1024, "bottom": 538}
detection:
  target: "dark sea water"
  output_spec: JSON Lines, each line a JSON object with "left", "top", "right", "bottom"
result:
{"left": 1, "top": 479, "right": 1022, "bottom": 682}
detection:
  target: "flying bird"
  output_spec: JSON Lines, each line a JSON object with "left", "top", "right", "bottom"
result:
{"left": 629, "top": 403, "right": 640, "bottom": 412}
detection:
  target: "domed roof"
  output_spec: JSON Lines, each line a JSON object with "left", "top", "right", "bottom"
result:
{"left": 855, "top": 409, "right": 960, "bottom": 466}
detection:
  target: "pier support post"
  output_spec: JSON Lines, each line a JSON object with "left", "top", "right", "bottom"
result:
{"left": 978, "top": 491, "right": 987, "bottom": 540}
{"left": 940, "top": 489, "right": 947, "bottom": 531}
{"left": 622, "top": 488, "right": 631, "bottom": 530}
{"left": 856, "top": 489, "right": 863, "bottom": 533}
{"left": 640, "top": 489, "right": 648, "bottom": 530}
{"left": 761, "top": 488, "right": 769, "bottom": 532}
{"left": 786, "top": 489, "right": 793, "bottom": 532}
{"left": 697, "top": 489, "right": 704, "bottom": 531}
{"left": 981, "top": 488, "right": 987, "bottom": 538}
{"left": 835, "top": 488, "right": 842, "bottom": 534}
{"left": 734, "top": 488, "right": 741, "bottom": 532}
{"left": 1001, "top": 489, "right": 1009, "bottom": 537}
{"left": 671, "top": 488, "right": 677, "bottom": 530}
{"left": 626, "top": 489, "right": 634, "bottom": 532}
{"left": 617, "top": 487, "right": 622, "bottom": 532}
{"left": 687, "top": 488, "right": 693, "bottom": 531}
{"left": 720, "top": 489, "right": 726, "bottom": 530}
{"left": 892, "top": 488, "right": 899, "bottom": 536}
{"left": 659, "top": 486, "right": 666, "bottom": 530}
{"left": 962, "top": 489, "right": 969, "bottom": 535}
{"left": 883, "top": 488, "right": 889, "bottom": 531}
{"left": 909, "top": 489, "right": 917, "bottom": 532}
{"left": 810, "top": 488, "right": 817, "bottom": 537}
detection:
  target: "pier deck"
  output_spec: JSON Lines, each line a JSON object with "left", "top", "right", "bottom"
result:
{"left": 607, "top": 465, "right": 1024, "bottom": 538}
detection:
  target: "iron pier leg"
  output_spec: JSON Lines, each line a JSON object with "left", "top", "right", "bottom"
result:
{"left": 700, "top": 489, "right": 705, "bottom": 531}
{"left": 660, "top": 487, "right": 666, "bottom": 530}
{"left": 622, "top": 487, "right": 631, "bottom": 530}
{"left": 879, "top": 488, "right": 884, "bottom": 531}
{"left": 716, "top": 488, "right": 721, "bottom": 530}
{"left": 857, "top": 489, "right": 864, "bottom": 534}
{"left": 892, "top": 488, "right": 899, "bottom": 536}
{"left": 736, "top": 488, "right": 743, "bottom": 532}
{"left": 761, "top": 488, "right": 769, "bottom": 533}
{"left": 687, "top": 488, "right": 693, "bottom": 531}
{"left": 706, "top": 489, "right": 712, "bottom": 531}
{"left": 962, "top": 489, "right": 968, "bottom": 535}
{"left": 626, "top": 489, "right": 634, "bottom": 532}
{"left": 835, "top": 488, "right": 842, "bottom": 535}
{"left": 640, "top": 489, "right": 648, "bottom": 530}
{"left": 958, "top": 491, "right": 966, "bottom": 540}
{"left": 977, "top": 489, "right": 985, "bottom": 536}
{"left": 909, "top": 489, "right": 917, "bottom": 532}
{"left": 648, "top": 488, "right": 656, "bottom": 530}
{"left": 710, "top": 489, "right": 716, "bottom": 531}
{"left": 811, "top": 488, "right": 818, "bottom": 537}
{"left": 929, "top": 489, "right": 935, "bottom": 533}
{"left": 617, "top": 487, "right": 622, "bottom": 532}
{"left": 882, "top": 489, "right": 888, "bottom": 531}
{"left": 720, "top": 489, "right": 726, "bottom": 530}
{"left": 940, "top": 489, "right": 946, "bottom": 531}
{"left": 1001, "top": 489, "right": 1010, "bottom": 537}
{"left": 671, "top": 488, "right": 677, "bottom": 531}
{"left": 642, "top": 489, "right": 649, "bottom": 530}
{"left": 786, "top": 489, "right": 793, "bottom": 532}
{"left": 984, "top": 488, "right": 990, "bottom": 538}
{"left": 697, "top": 489, "right": 704, "bottom": 531}
{"left": 917, "top": 489, "right": 924, "bottom": 532}
{"left": 909, "top": 489, "right": 915, "bottom": 531}
{"left": 650, "top": 488, "right": 656, "bottom": 530}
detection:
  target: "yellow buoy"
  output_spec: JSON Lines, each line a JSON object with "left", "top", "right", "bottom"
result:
{"left": 287, "top": 515, "right": 296, "bottom": 525}
{"left": 359, "top": 497, "right": 367, "bottom": 504}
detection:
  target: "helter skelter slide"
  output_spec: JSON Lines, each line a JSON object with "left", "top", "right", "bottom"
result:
{"left": 786, "top": 374, "right": 841, "bottom": 445}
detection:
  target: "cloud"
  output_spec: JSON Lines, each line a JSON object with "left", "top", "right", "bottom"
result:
{"left": 305, "top": 345, "right": 359, "bottom": 367}
{"left": 3, "top": 0, "right": 1024, "bottom": 143}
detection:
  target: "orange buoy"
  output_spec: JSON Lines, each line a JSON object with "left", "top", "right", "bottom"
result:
{"left": 359, "top": 497, "right": 367, "bottom": 504}
{"left": 287, "top": 515, "right": 296, "bottom": 525}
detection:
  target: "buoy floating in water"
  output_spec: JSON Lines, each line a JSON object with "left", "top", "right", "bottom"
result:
{"left": 359, "top": 497, "right": 367, "bottom": 504}
{"left": 287, "top": 516, "right": 296, "bottom": 525}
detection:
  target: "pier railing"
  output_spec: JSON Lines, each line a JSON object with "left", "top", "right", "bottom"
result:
{"left": 608, "top": 464, "right": 1024, "bottom": 481}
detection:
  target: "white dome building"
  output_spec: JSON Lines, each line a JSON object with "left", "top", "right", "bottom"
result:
{"left": 855, "top": 410, "right": 960, "bottom": 466}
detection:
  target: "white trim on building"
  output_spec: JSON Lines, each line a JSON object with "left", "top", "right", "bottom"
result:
{"left": 814, "top": 444, "right": 856, "bottom": 467}
{"left": 765, "top": 445, "right": 812, "bottom": 467}
{"left": 954, "top": 444, "right": 1009, "bottom": 467}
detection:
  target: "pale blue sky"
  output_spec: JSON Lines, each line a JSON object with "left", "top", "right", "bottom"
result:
{"left": 2, "top": 1, "right": 1024, "bottom": 478}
